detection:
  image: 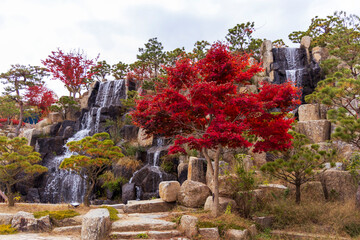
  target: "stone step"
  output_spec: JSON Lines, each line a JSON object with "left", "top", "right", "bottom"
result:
{"left": 125, "top": 198, "right": 175, "bottom": 213}
{"left": 112, "top": 217, "right": 177, "bottom": 231}
{"left": 110, "top": 230, "right": 182, "bottom": 239}
{"left": 52, "top": 225, "right": 82, "bottom": 234}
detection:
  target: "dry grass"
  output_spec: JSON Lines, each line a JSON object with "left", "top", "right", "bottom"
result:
{"left": 0, "top": 203, "right": 93, "bottom": 215}
{"left": 257, "top": 197, "right": 360, "bottom": 238}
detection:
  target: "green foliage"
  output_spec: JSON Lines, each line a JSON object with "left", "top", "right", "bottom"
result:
{"left": 60, "top": 132, "right": 124, "bottom": 206}
{"left": 104, "top": 116, "right": 124, "bottom": 143}
{"left": 137, "top": 37, "right": 164, "bottom": 79}
{"left": 272, "top": 39, "right": 288, "bottom": 48}
{"left": 99, "top": 206, "right": 119, "bottom": 221}
{"left": 261, "top": 130, "right": 337, "bottom": 203}
{"left": 225, "top": 22, "right": 263, "bottom": 60}
{"left": 225, "top": 154, "right": 256, "bottom": 218}
{"left": 344, "top": 222, "right": 360, "bottom": 237}
{"left": 121, "top": 90, "right": 141, "bottom": 113}
{"left": 171, "top": 215, "right": 182, "bottom": 225}
{"left": 0, "top": 136, "right": 47, "bottom": 206}
{"left": 135, "top": 233, "right": 149, "bottom": 239}
{"left": 0, "top": 224, "right": 18, "bottom": 234}
{"left": 306, "top": 70, "right": 360, "bottom": 148}
{"left": 51, "top": 96, "right": 80, "bottom": 119}
{"left": 160, "top": 159, "right": 174, "bottom": 173}
{"left": 99, "top": 170, "right": 128, "bottom": 193}
{"left": 33, "top": 210, "right": 80, "bottom": 220}
{"left": 112, "top": 61, "right": 129, "bottom": 80}
{"left": 0, "top": 96, "right": 19, "bottom": 120}
{"left": 197, "top": 220, "right": 244, "bottom": 236}
{"left": 91, "top": 60, "right": 111, "bottom": 82}
{"left": 288, "top": 11, "right": 359, "bottom": 48}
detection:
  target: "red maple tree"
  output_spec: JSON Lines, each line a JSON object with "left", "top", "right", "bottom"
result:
{"left": 25, "top": 85, "right": 57, "bottom": 114}
{"left": 131, "top": 43, "right": 301, "bottom": 216}
{"left": 42, "top": 49, "right": 98, "bottom": 98}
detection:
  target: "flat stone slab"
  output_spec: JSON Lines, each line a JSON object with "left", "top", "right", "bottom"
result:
{"left": 0, "top": 233, "right": 80, "bottom": 240}
{"left": 271, "top": 230, "right": 350, "bottom": 240}
{"left": 124, "top": 198, "right": 175, "bottom": 213}
{"left": 127, "top": 212, "right": 171, "bottom": 219}
{"left": 112, "top": 217, "right": 176, "bottom": 231}
{"left": 52, "top": 225, "right": 82, "bottom": 234}
{"left": 102, "top": 204, "right": 125, "bottom": 210}
{"left": 110, "top": 230, "right": 181, "bottom": 239}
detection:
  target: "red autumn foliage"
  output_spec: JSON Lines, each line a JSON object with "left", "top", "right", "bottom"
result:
{"left": 24, "top": 85, "right": 57, "bottom": 114}
{"left": 131, "top": 42, "right": 301, "bottom": 216}
{"left": 131, "top": 42, "right": 301, "bottom": 154}
{"left": 42, "top": 49, "right": 98, "bottom": 98}
{"left": 0, "top": 118, "right": 25, "bottom": 126}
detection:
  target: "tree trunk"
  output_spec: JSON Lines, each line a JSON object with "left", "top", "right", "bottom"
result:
{"left": 6, "top": 184, "right": 14, "bottom": 207}
{"left": 295, "top": 183, "right": 301, "bottom": 204}
{"left": 211, "top": 147, "right": 222, "bottom": 217}
{"left": 15, "top": 101, "right": 23, "bottom": 137}
{"left": 84, "top": 180, "right": 95, "bottom": 207}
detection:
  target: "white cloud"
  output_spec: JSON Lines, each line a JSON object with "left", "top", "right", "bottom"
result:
{"left": 0, "top": 0, "right": 359, "bottom": 96}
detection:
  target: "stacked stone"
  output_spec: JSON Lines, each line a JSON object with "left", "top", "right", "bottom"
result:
{"left": 295, "top": 104, "right": 330, "bottom": 143}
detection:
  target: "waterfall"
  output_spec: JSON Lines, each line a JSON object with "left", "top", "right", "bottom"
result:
{"left": 42, "top": 80, "right": 125, "bottom": 203}
{"left": 284, "top": 48, "right": 305, "bottom": 86}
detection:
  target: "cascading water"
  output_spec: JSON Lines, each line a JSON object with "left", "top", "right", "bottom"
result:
{"left": 272, "top": 47, "right": 322, "bottom": 102}
{"left": 285, "top": 48, "right": 304, "bottom": 86}
{"left": 128, "top": 137, "right": 174, "bottom": 200}
{"left": 42, "top": 80, "right": 125, "bottom": 203}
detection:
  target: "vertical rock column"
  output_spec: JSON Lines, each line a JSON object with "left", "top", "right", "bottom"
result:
{"left": 295, "top": 104, "right": 331, "bottom": 143}
{"left": 260, "top": 39, "right": 274, "bottom": 81}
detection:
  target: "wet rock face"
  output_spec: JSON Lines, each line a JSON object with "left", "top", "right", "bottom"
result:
{"left": 271, "top": 48, "right": 323, "bottom": 102}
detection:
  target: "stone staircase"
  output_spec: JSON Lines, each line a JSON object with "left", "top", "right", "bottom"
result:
{"left": 109, "top": 212, "right": 188, "bottom": 240}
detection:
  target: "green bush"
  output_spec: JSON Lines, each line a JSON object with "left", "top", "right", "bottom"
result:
{"left": 0, "top": 224, "right": 17, "bottom": 234}
{"left": 136, "top": 233, "right": 149, "bottom": 239}
{"left": 33, "top": 210, "right": 80, "bottom": 220}
{"left": 197, "top": 220, "right": 244, "bottom": 236}
{"left": 99, "top": 206, "right": 120, "bottom": 221}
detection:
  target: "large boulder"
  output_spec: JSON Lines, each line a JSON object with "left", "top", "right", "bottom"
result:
{"left": 179, "top": 215, "right": 198, "bottom": 238}
{"left": 204, "top": 196, "right": 237, "bottom": 213}
{"left": 159, "top": 181, "right": 181, "bottom": 202}
{"left": 26, "top": 188, "right": 41, "bottom": 203}
{"left": 122, "top": 183, "right": 135, "bottom": 204}
{"left": 300, "top": 181, "right": 325, "bottom": 201}
{"left": 188, "top": 157, "right": 207, "bottom": 183}
{"left": 224, "top": 229, "right": 250, "bottom": 240}
{"left": 207, "top": 175, "right": 237, "bottom": 197}
{"left": 295, "top": 120, "right": 331, "bottom": 143}
{"left": 11, "top": 211, "right": 51, "bottom": 232}
{"left": 0, "top": 213, "right": 13, "bottom": 225}
{"left": 48, "top": 112, "right": 63, "bottom": 123}
{"left": 298, "top": 104, "right": 327, "bottom": 122}
{"left": 120, "top": 125, "right": 139, "bottom": 141}
{"left": 81, "top": 208, "right": 111, "bottom": 240}
{"left": 35, "top": 118, "right": 52, "bottom": 129}
{"left": 320, "top": 170, "right": 357, "bottom": 200}
{"left": 178, "top": 180, "right": 211, "bottom": 208}
{"left": 199, "top": 227, "right": 220, "bottom": 240}
{"left": 312, "top": 46, "right": 329, "bottom": 63}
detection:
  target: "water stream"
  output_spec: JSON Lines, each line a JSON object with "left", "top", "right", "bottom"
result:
{"left": 42, "top": 80, "right": 125, "bottom": 203}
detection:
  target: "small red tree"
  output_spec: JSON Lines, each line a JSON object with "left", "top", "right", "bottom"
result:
{"left": 131, "top": 43, "right": 300, "bottom": 216}
{"left": 25, "top": 85, "right": 57, "bottom": 115}
{"left": 42, "top": 49, "right": 98, "bottom": 98}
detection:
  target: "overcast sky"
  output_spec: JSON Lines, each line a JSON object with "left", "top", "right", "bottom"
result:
{"left": 0, "top": 0, "right": 359, "bottom": 97}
